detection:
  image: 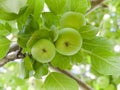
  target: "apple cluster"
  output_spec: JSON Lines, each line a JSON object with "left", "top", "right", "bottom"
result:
{"left": 31, "top": 11, "right": 86, "bottom": 63}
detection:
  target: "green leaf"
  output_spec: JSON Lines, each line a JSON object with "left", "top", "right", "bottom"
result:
{"left": 52, "top": 51, "right": 84, "bottom": 69}
{"left": 82, "top": 48, "right": 120, "bottom": 75}
{"left": 4, "top": 23, "right": 12, "bottom": 32}
{"left": 45, "top": 0, "right": 66, "bottom": 14}
{"left": 0, "top": 0, "right": 27, "bottom": 13}
{"left": 27, "top": 28, "right": 54, "bottom": 48}
{"left": 81, "top": 35, "right": 120, "bottom": 75}
{"left": 33, "top": 61, "right": 48, "bottom": 78}
{"left": 42, "top": 12, "right": 59, "bottom": 28}
{"left": 0, "top": 23, "right": 10, "bottom": 36}
{"left": 44, "top": 72, "right": 79, "bottom": 90}
{"left": 33, "top": 0, "right": 45, "bottom": 19}
{"left": 17, "top": 15, "right": 39, "bottom": 48}
{"left": 20, "top": 55, "right": 34, "bottom": 79}
{"left": 0, "top": 4, "right": 27, "bottom": 21}
{"left": 83, "top": 37, "right": 114, "bottom": 51}
{"left": 18, "top": 6, "right": 28, "bottom": 16}
{"left": 81, "top": 36, "right": 120, "bottom": 75}
{"left": 20, "top": 60, "right": 29, "bottom": 79}
{"left": 79, "top": 25, "right": 98, "bottom": 40}
{"left": 91, "top": 48, "right": 120, "bottom": 75}
{"left": 17, "top": 0, "right": 44, "bottom": 25}
{"left": 17, "top": 0, "right": 34, "bottom": 30}
{"left": 51, "top": 53, "right": 72, "bottom": 69}
{"left": 0, "top": 36, "right": 10, "bottom": 59}
{"left": 70, "top": 51, "right": 83, "bottom": 65}
{"left": 0, "top": 9, "right": 19, "bottom": 20}
{"left": 104, "top": 84, "right": 116, "bottom": 90}
{"left": 66, "top": 0, "right": 91, "bottom": 14}
{"left": 49, "top": 27, "right": 59, "bottom": 42}
{"left": 112, "top": 75, "right": 120, "bottom": 84}
{"left": 18, "top": 0, "right": 44, "bottom": 29}
{"left": 24, "top": 56, "right": 33, "bottom": 71}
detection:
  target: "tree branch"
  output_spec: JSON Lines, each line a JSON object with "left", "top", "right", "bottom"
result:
{"left": 49, "top": 63, "right": 93, "bottom": 90}
{"left": 0, "top": 43, "right": 24, "bottom": 67}
{"left": 86, "top": 0, "right": 106, "bottom": 16}
{"left": 8, "top": 42, "right": 19, "bottom": 53}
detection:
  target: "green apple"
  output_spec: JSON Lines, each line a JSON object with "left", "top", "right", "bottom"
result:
{"left": 104, "top": 84, "right": 116, "bottom": 90}
{"left": 31, "top": 39, "right": 56, "bottom": 63}
{"left": 60, "top": 11, "right": 86, "bottom": 29}
{"left": 55, "top": 28, "right": 82, "bottom": 56}
{"left": 96, "top": 76, "right": 109, "bottom": 89}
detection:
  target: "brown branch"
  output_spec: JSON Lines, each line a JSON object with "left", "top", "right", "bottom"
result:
{"left": 86, "top": 0, "right": 106, "bottom": 16}
{"left": 0, "top": 51, "right": 17, "bottom": 67}
{"left": 49, "top": 63, "right": 93, "bottom": 90}
{"left": 8, "top": 42, "right": 19, "bottom": 53}
{"left": 0, "top": 43, "right": 24, "bottom": 67}
{"left": 0, "top": 58, "right": 10, "bottom": 67}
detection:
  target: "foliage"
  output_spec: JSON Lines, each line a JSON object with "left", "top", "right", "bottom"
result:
{"left": 0, "top": 0, "right": 120, "bottom": 90}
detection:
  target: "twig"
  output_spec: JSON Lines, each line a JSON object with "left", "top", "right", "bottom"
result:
{"left": 86, "top": 0, "right": 105, "bottom": 16}
{"left": 8, "top": 42, "right": 19, "bottom": 53}
{"left": 49, "top": 63, "right": 93, "bottom": 90}
{"left": 0, "top": 51, "right": 18, "bottom": 67}
{"left": 0, "top": 43, "right": 24, "bottom": 67}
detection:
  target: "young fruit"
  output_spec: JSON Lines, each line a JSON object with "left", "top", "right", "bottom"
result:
{"left": 104, "top": 84, "right": 116, "bottom": 90}
{"left": 31, "top": 39, "right": 55, "bottom": 63}
{"left": 60, "top": 11, "right": 86, "bottom": 29}
{"left": 55, "top": 28, "right": 82, "bottom": 56}
{"left": 96, "top": 76, "right": 109, "bottom": 89}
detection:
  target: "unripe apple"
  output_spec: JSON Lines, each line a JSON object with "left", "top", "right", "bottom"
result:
{"left": 31, "top": 39, "right": 56, "bottom": 63}
{"left": 55, "top": 28, "right": 82, "bottom": 56}
{"left": 104, "top": 84, "right": 116, "bottom": 90}
{"left": 96, "top": 76, "right": 109, "bottom": 89}
{"left": 60, "top": 11, "right": 86, "bottom": 29}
